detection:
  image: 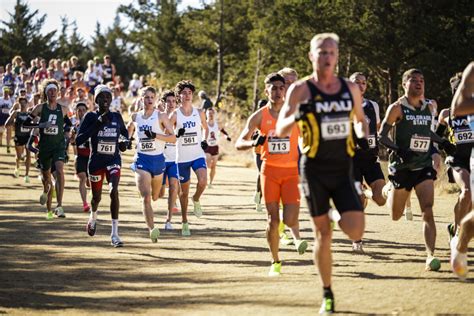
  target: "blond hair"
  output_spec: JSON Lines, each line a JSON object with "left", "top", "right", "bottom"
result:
{"left": 278, "top": 67, "right": 298, "bottom": 78}
{"left": 310, "top": 33, "right": 340, "bottom": 51}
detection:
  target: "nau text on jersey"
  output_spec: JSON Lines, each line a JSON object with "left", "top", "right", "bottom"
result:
{"left": 315, "top": 100, "right": 352, "bottom": 113}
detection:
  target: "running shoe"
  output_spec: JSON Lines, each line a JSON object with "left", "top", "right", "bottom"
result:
{"left": 172, "top": 205, "right": 179, "bottom": 213}
{"left": 86, "top": 219, "right": 97, "bottom": 236}
{"left": 193, "top": 200, "right": 202, "bottom": 218}
{"left": 447, "top": 223, "right": 456, "bottom": 243}
{"left": 253, "top": 191, "right": 261, "bottom": 204}
{"left": 150, "top": 227, "right": 160, "bottom": 243}
{"left": 83, "top": 204, "right": 91, "bottom": 213}
{"left": 352, "top": 240, "right": 364, "bottom": 254}
{"left": 268, "top": 261, "right": 282, "bottom": 277}
{"left": 280, "top": 232, "right": 294, "bottom": 246}
{"left": 208, "top": 183, "right": 213, "bottom": 189}
{"left": 255, "top": 203, "right": 263, "bottom": 213}
{"left": 55, "top": 206, "right": 66, "bottom": 218}
{"left": 51, "top": 187, "right": 56, "bottom": 199}
{"left": 6, "top": 147, "right": 10, "bottom": 154}
{"left": 164, "top": 221, "right": 173, "bottom": 231}
{"left": 13, "top": 168, "right": 19, "bottom": 178}
{"left": 328, "top": 209, "right": 341, "bottom": 222}
{"left": 382, "top": 182, "right": 392, "bottom": 199}
{"left": 295, "top": 239, "right": 308, "bottom": 255}
{"left": 450, "top": 236, "right": 468, "bottom": 280}
{"left": 46, "top": 210, "right": 54, "bottom": 220}
{"left": 182, "top": 222, "right": 191, "bottom": 236}
{"left": 319, "top": 296, "right": 335, "bottom": 314}
{"left": 404, "top": 207, "right": 413, "bottom": 221}
{"left": 111, "top": 235, "right": 124, "bottom": 247}
{"left": 425, "top": 256, "right": 441, "bottom": 271}
{"left": 24, "top": 175, "right": 30, "bottom": 183}
{"left": 39, "top": 192, "right": 47, "bottom": 205}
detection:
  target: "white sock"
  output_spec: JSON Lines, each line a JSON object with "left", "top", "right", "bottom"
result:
{"left": 111, "top": 219, "right": 119, "bottom": 236}
{"left": 90, "top": 210, "right": 98, "bottom": 221}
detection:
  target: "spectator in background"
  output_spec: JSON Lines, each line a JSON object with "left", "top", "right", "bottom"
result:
{"left": 84, "top": 60, "right": 102, "bottom": 97}
{"left": 93, "top": 56, "right": 103, "bottom": 78}
{"left": 102, "top": 55, "right": 116, "bottom": 84}
{"left": 3, "top": 63, "right": 16, "bottom": 91}
{"left": 12, "top": 56, "right": 23, "bottom": 76}
{"left": 28, "top": 58, "right": 38, "bottom": 78}
{"left": 53, "top": 59, "right": 65, "bottom": 83}
{"left": 69, "top": 56, "right": 84, "bottom": 74}
{"left": 34, "top": 59, "right": 49, "bottom": 87}
{"left": 198, "top": 90, "right": 213, "bottom": 110}
{"left": 61, "top": 61, "right": 71, "bottom": 88}
{"left": 128, "top": 73, "right": 142, "bottom": 97}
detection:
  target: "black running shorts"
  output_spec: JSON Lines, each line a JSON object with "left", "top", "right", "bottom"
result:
{"left": 300, "top": 162, "right": 363, "bottom": 217}
{"left": 75, "top": 155, "right": 89, "bottom": 175}
{"left": 353, "top": 158, "right": 385, "bottom": 185}
{"left": 388, "top": 166, "right": 436, "bottom": 191}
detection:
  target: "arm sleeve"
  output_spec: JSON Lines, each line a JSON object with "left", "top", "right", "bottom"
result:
{"left": 372, "top": 101, "right": 381, "bottom": 125}
{"left": 378, "top": 123, "right": 399, "bottom": 151}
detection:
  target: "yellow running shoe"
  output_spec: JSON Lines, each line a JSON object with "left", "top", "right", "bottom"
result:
{"left": 46, "top": 211, "right": 54, "bottom": 220}
{"left": 268, "top": 261, "right": 282, "bottom": 277}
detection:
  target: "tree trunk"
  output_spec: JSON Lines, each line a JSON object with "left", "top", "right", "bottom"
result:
{"left": 252, "top": 48, "right": 262, "bottom": 113}
{"left": 215, "top": 0, "right": 224, "bottom": 103}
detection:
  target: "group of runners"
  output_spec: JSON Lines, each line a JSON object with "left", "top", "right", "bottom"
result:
{"left": 1, "top": 32, "right": 473, "bottom": 314}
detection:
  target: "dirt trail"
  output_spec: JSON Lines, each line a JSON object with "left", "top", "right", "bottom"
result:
{"left": 0, "top": 148, "right": 472, "bottom": 315}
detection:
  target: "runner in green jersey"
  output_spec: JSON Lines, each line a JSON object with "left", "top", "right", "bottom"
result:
{"left": 23, "top": 79, "right": 72, "bottom": 219}
{"left": 379, "top": 69, "right": 455, "bottom": 272}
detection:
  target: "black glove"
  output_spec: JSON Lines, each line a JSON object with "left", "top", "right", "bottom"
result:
{"left": 439, "top": 140, "right": 456, "bottom": 156}
{"left": 396, "top": 148, "right": 414, "bottom": 164}
{"left": 226, "top": 136, "right": 232, "bottom": 142}
{"left": 144, "top": 130, "right": 156, "bottom": 139}
{"left": 355, "top": 137, "right": 370, "bottom": 151}
{"left": 118, "top": 140, "right": 129, "bottom": 152}
{"left": 252, "top": 134, "right": 266, "bottom": 147}
{"left": 176, "top": 128, "right": 185, "bottom": 138}
{"left": 251, "top": 132, "right": 259, "bottom": 140}
{"left": 127, "top": 137, "right": 134, "bottom": 150}
{"left": 201, "top": 140, "right": 208, "bottom": 150}
{"left": 295, "top": 103, "right": 313, "bottom": 121}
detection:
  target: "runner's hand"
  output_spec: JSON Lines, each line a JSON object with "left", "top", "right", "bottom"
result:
{"left": 118, "top": 140, "right": 129, "bottom": 152}
{"left": 201, "top": 140, "right": 208, "bottom": 150}
{"left": 144, "top": 130, "right": 156, "bottom": 139}
{"left": 176, "top": 128, "right": 186, "bottom": 138}
{"left": 252, "top": 134, "right": 266, "bottom": 147}
{"left": 396, "top": 148, "right": 414, "bottom": 163}
{"left": 439, "top": 140, "right": 456, "bottom": 156}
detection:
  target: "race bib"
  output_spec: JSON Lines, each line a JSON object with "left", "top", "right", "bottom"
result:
{"left": 409, "top": 135, "right": 430, "bottom": 152}
{"left": 320, "top": 117, "right": 350, "bottom": 140}
{"left": 182, "top": 133, "right": 198, "bottom": 146}
{"left": 454, "top": 131, "right": 474, "bottom": 144}
{"left": 2, "top": 108, "right": 10, "bottom": 114}
{"left": 44, "top": 126, "right": 58, "bottom": 135}
{"left": 367, "top": 135, "right": 376, "bottom": 148}
{"left": 140, "top": 139, "right": 156, "bottom": 152}
{"left": 208, "top": 138, "right": 217, "bottom": 146}
{"left": 268, "top": 137, "right": 290, "bottom": 154}
{"left": 98, "top": 141, "right": 116, "bottom": 155}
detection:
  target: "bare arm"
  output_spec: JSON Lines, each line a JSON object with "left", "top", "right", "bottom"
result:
{"left": 126, "top": 112, "right": 136, "bottom": 138}
{"left": 157, "top": 112, "right": 177, "bottom": 143}
{"left": 199, "top": 109, "right": 209, "bottom": 141}
{"left": 452, "top": 62, "right": 474, "bottom": 116}
{"left": 378, "top": 102, "right": 403, "bottom": 151}
{"left": 5, "top": 110, "right": 17, "bottom": 127}
{"left": 235, "top": 110, "right": 262, "bottom": 150}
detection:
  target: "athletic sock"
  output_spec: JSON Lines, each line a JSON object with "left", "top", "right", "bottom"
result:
{"left": 111, "top": 219, "right": 119, "bottom": 236}
{"left": 323, "top": 286, "right": 333, "bottom": 298}
{"left": 90, "top": 210, "right": 98, "bottom": 221}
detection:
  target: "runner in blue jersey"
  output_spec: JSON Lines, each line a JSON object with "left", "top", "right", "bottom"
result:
{"left": 76, "top": 85, "right": 131, "bottom": 247}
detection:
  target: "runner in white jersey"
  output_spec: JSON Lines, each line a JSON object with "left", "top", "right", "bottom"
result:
{"left": 0, "top": 86, "right": 14, "bottom": 153}
{"left": 204, "top": 107, "right": 231, "bottom": 188}
{"left": 159, "top": 90, "right": 180, "bottom": 230}
{"left": 126, "top": 86, "right": 176, "bottom": 243}
{"left": 169, "top": 80, "right": 208, "bottom": 236}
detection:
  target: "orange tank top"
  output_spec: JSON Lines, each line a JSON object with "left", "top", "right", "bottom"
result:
{"left": 259, "top": 105, "right": 299, "bottom": 168}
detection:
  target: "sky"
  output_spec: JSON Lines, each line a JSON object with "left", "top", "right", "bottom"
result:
{"left": 0, "top": 0, "right": 205, "bottom": 42}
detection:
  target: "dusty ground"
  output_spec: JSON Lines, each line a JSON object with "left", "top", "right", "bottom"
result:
{"left": 0, "top": 146, "right": 473, "bottom": 315}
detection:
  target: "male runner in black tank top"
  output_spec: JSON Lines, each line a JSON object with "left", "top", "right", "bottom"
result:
{"left": 450, "top": 61, "right": 474, "bottom": 280}
{"left": 349, "top": 72, "right": 386, "bottom": 253}
{"left": 276, "top": 33, "right": 368, "bottom": 314}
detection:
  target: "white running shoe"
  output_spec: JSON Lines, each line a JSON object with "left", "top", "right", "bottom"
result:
{"left": 253, "top": 191, "right": 261, "bottom": 204}
{"left": 54, "top": 206, "right": 66, "bottom": 218}
{"left": 150, "top": 227, "right": 160, "bottom": 243}
{"left": 352, "top": 240, "right": 364, "bottom": 254}
{"left": 256, "top": 203, "right": 263, "bottom": 213}
{"left": 382, "top": 182, "right": 393, "bottom": 199}
{"left": 164, "top": 221, "right": 173, "bottom": 231}
{"left": 111, "top": 235, "right": 124, "bottom": 247}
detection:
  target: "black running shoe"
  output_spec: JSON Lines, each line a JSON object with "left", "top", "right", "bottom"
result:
{"left": 447, "top": 223, "right": 455, "bottom": 243}
{"left": 86, "top": 220, "right": 97, "bottom": 237}
{"left": 111, "top": 235, "right": 124, "bottom": 247}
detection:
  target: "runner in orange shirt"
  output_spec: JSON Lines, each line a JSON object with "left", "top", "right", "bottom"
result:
{"left": 236, "top": 72, "right": 308, "bottom": 276}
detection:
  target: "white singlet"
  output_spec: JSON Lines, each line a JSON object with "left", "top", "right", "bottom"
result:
{"left": 134, "top": 110, "right": 165, "bottom": 155}
{"left": 176, "top": 107, "right": 205, "bottom": 163}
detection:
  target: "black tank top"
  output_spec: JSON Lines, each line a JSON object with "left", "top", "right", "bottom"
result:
{"left": 448, "top": 112, "right": 474, "bottom": 160}
{"left": 354, "top": 99, "right": 379, "bottom": 161}
{"left": 297, "top": 77, "right": 355, "bottom": 171}
{"left": 103, "top": 65, "right": 113, "bottom": 82}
